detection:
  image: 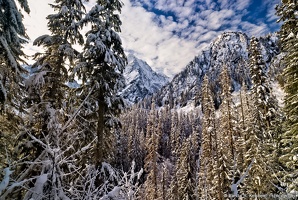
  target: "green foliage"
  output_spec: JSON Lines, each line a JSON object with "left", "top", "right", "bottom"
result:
{"left": 276, "top": 0, "right": 298, "bottom": 193}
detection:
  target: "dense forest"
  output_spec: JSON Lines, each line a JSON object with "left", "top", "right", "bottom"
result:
{"left": 0, "top": 0, "right": 298, "bottom": 199}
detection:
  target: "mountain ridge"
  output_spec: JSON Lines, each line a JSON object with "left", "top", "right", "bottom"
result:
{"left": 144, "top": 31, "right": 281, "bottom": 108}
{"left": 120, "top": 54, "right": 169, "bottom": 104}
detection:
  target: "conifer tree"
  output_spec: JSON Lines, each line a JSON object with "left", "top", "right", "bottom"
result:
{"left": 189, "top": 110, "right": 202, "bottom": 200}
{"left": 276, "top": 0, "right": 298, "bottom": 193}
{"left": 144, "top": 103, "right": 159, "bottom": 200}
{"left": 167, "top": 110, "right": 180, "bottom": 200}
{"left": 127, "top": 108, "right": 146, "bottom": 171}
{"left": 199, "top": 75, "right": 222, "bottom": 199}
{"left": 170, "top": 110, "right": 180, "bottom": 163}
{"left": 13, "top": 0, "right": 86, "bottom": 198}
{"left": 0, "top": 0, "right": 30, "bottom": 170}
{"left": 218, "top": 66, "right": 240, "bottom": 196}
{"left": 175, "top": 138, "right": 195, "bottom": 200}
{"left": 74, "top": 0, "right": 127, "bottom": 167}
{"left": 242, "top": 37, "right": 277, "bottom": 195}
{"left": 160, "top": 105, "right": 172, "bottom": 158}
{"left": 0, "top": 0, "right": 29, "bottom": 109}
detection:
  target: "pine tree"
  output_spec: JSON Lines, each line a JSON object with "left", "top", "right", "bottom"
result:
{"left": 0, "top": 0, "right": 30, "bottom": 172}
{"left": 144, "top": 103, "right": 160, "bottom": 200}
{"left": 199, "top": 75, "right": 222, "bottom": 199}
{"left": 276, "top": 0, "right": 298, "bottom": 193}
{"left": 74, "top": 0, "right": 127, "bottom": 167}
{"left": 189, "top": 110, "right": 202, "bottom": 200}
{"left": 242, "top": 37, "right": 277, "bottom": 195}
{"left": 0, "top": 0, "right": 29, "bottom": 109}
{"left": 160, "top": 105, "right": 172, "bottom": 159}
{"left": 175, "top": 138, "right": 195, "bottom": 200}
{"left": 170, "top": 110, "right": 180, "bottom": 163}
{"left": 218, "top": 66, "right": 241, "bottom": 197}
{"left": 13, "top": 0, "right": 86, "bottom": 199}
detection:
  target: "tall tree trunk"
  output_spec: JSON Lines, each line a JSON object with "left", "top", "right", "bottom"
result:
{"left": 95, "top": 94, "right": 105, "bottom": 167}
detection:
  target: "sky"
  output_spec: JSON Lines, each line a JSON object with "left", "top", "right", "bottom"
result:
{"left": 23, "top": 0, "right": 281, "bottom": 78}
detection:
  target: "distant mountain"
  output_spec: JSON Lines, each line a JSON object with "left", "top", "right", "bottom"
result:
{"left": 120, "top": 54, "right": 169, "bottom": 104}
{"left": 151, "top": 32, "right": 281, "bottom": 108}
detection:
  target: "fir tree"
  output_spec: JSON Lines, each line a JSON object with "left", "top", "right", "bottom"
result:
{"left": 175, "top": 138, "right": 195, "bottom": 200}
{"left": 0, "top": 0, "right": 29, "bottom": 172}
{"left": 218, "top": 66, "right": 241, "bottom": 197}
{"left": 74, "top": 0, "right": 127, "bottom": 167}
{"left": 276, "top": 0, "right": 298, "bottom": 193}
{"left": 144, "top": 103, "right": 159, "bottom": 200}
{"left": 170, "top": 110, "right": 180, "bottom": 163}
{"left": 242, "top": 37, "right": 278, "bottom": 195}
{"left": 14, "top": 0, "right": 86, "bottom": 198}
{"left": 199, "top": 75, "right": 222, "bottom": 199}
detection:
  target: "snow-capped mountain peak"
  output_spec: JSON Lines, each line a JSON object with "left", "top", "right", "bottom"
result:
{"left": 150, "top": 32, "right": 280, "bottom": 108}
{"left": 121, "top": 54, "right": 169, "bottom": 103}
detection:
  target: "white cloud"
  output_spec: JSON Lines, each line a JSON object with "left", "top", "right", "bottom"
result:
{"left": 235, "top": 0, "right": 251, "bottom": 11}
{"left": 241, "top": 22, "right": 269, "bottom": 36}
{"left": 22, "top": 0, "right": 279, "bottom": 78}
{"left": 206, "top": 9, "right": 235, "bottom": 30}
{"left": 120, "top": 0, "right": 199, "bottom": 77}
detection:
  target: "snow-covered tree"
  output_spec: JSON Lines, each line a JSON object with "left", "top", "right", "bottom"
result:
{"left": 170, "top": 110, "right": 180, "bottom": 163}
{"left": 242, "top": 37, "right": 278, "bottom": 195}
{"left": 0, "top": 0, "right": 29, "bottom": 172}
{"left": 74, "top": 0, "right": 127, "bottom": 168}
{"left": 218, "top": 66, "right": 241, "bottom": 197}
{"left": 11, "top": 0, "right": 86, "bottom": 198}
{"left": 199, "top": 75, "right": 222, "bottom": 199}
{"left": 0, "top": 0, "right": 29, "bottom": 109}
{"left": 144, "top": 103, "right": 160, "bottom": 200}
{"left": 276, "top": 0, "right": 298, "bottom": 193}
{"left": 175, "top": 138, "right": 195, "bottom": 200}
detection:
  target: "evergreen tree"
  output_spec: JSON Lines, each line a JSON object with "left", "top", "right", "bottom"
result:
{"left": 144, "top": 103, "right": 159, "bottom": 200}
{"left": 175, "top": 138, "right": 195, "bottom": 200}
{"left": 189, "top": 110, "right": 202, "bottom": 200}
{"left": 218, "top": 66, "right": 240, "bottom": 197}
{"left": 242, "top": 37, "right": 277, "bottom": 195}
{"left": 160, "top": 105, "right": 172, "bottom": 159}
{"left": 170, "top": 110, "right": 180, "bottom": 163}
{"left": 276, "top": 0, "right": 298, "bottom": 193}
{"left": 0, "top": 0, "right": 29, "bottom": 108}
{"left": 199, "top": 75, "right": 222, "bottom": 199}
{"left": 0, "top": 0, "right": 29, "bottom": 172}
{"left": 13, "top": 0, "right": 86, "bottom": 198}
{"left": 74, "top": 0, "right": 127, "bottom": 167}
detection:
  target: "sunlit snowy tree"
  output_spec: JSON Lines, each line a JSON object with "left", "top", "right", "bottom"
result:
{"left": 276, "top": 0, "right": 298, "bottom": 193}
{"left": 11, "top": 0, "right": 86, "bottom": 199}
{"left": 218, "top": 66, "right": 241, "bottom": 197}
{"left": 0, "top": 0, "right": 30, "bottom": 174}
{"left": 144, "top": 103, "right": 160, "bottom": 200}
{"left": 74, "top": 0, "right": 127, "bottom": 168}
{"left": 199, "top": 75, "right": 222, "bottom": 199}
{"left": 242, "top": 37, "right": 277, "bottom": 195}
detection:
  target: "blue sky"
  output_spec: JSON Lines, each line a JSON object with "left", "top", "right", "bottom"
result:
{"left": 23, "top": 0, "right": 281, "bottom": 78}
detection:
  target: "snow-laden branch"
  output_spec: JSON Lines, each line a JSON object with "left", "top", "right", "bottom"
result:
{"left": 231, "top": 158, "right": 255, "bottom": 196}
{"left": 0, "top": 168, "right": 13, "bottom": 195}
{"left": 61, "top": 85, "right": 95, "bottom": 132}
{"left": 0, "top": 36, "right": 19, "bottom": 73}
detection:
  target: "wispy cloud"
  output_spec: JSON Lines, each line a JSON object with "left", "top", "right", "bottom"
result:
{"left": 120, "top": 0, "right": 280, "bottom": 77}
{"left": 22, "top": 0, "right": 280, "bottom": 77}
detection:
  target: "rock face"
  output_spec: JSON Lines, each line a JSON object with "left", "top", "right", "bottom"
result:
{"left": 151, "top": 32, "right": 280, "bottom": 108}
{"left": 121, "top": 54, "right": 169, "bottom": 104}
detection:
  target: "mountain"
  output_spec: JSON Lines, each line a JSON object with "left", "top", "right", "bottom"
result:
{"left": 121, "top": 54, "right": 169, "bottom": 104}
{"left": 151, "top": 32, "right": 281, "bottom": 108}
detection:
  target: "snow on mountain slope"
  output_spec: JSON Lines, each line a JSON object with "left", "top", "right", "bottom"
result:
{"left": 151, "top": 32, "right": 281, "bottom": 108}
{"left": 121, "top": 54, "right": 169, "bottom": 103}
